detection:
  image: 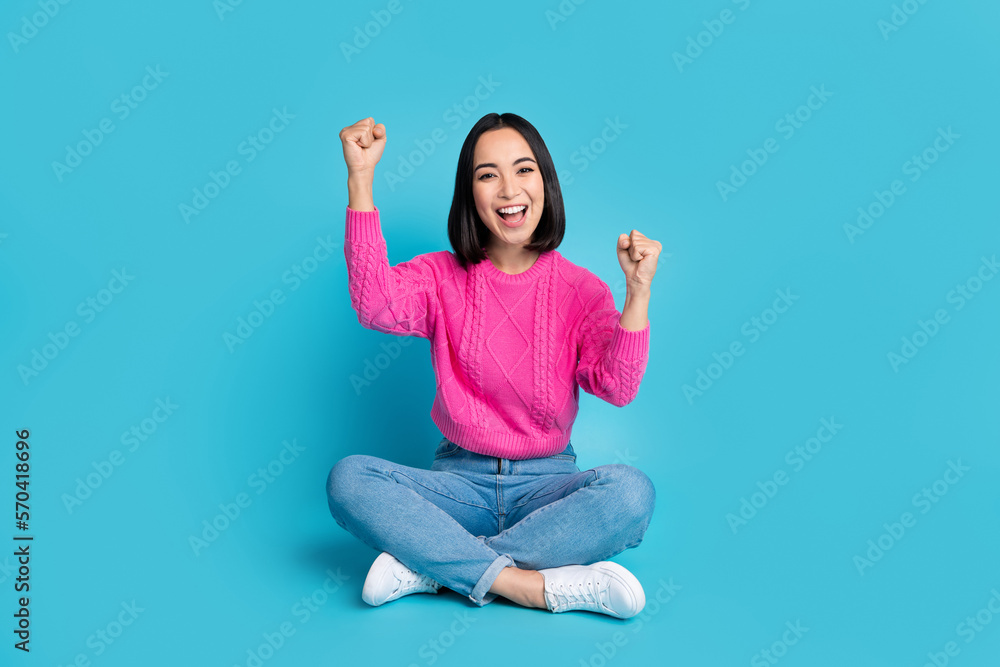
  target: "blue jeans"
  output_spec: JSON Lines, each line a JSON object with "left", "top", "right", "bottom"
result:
{"left": 326, "top": 437, "right": 656, "bottom": 607}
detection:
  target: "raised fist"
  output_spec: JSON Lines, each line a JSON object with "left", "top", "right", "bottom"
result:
{"left": 340, "top": 117, "right": 386, "bottom": 177}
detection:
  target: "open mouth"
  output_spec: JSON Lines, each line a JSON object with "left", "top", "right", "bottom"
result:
{"left": 496, "top": 204, "right": 527, "bottom": 226}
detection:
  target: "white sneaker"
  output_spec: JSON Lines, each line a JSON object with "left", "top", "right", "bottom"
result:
{"left": 362, "top": 552, "right": 443, "bottom": 606}
{"left": 538, "top": 561, "right": 645, "bottom": 619}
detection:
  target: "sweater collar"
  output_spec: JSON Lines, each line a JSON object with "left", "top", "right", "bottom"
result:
{"left": 480, "top": 248, "right": 552, "bottom": 284}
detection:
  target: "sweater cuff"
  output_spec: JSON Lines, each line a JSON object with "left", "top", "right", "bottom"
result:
{"left": 609, "top": 319, "right": 650, "bottom": 360}
{"left": 345, "top": 205, "right": 383, "bottom": 244}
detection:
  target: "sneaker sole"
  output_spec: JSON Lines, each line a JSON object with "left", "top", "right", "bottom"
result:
{"left": 362, "top": 552, "right": 440, "bottom": 607}
{"left": 362, "top": 552, "right": 402, "bottom": 606}
{"left": 592, "top": 561, "right": 646, "bottom": 618}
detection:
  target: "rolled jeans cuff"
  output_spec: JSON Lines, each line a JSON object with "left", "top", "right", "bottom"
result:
{"left": 469, "top": 553, "right": 513, "bottom": 606}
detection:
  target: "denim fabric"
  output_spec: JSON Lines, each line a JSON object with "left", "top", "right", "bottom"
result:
{"left": 326, "top": 437, "right": 656, "bottom": 606}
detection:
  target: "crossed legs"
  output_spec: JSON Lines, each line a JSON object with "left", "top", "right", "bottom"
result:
{"left": 326, "top": 454, "right": 655, "bottom": 609}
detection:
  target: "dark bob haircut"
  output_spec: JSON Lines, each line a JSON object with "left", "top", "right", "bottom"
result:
{"left": 448, "top": 113, "right": 565, "bottom": 270}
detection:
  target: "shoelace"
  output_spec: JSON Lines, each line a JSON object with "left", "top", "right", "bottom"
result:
{"left": 549, "top": 577, "right": 609, "bottom": 610}
{"left": 397, "top": 565, "right": 440, "bottom": 592}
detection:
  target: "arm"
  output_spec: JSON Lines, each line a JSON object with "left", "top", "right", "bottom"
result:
{"left": 345, "top": 205, "right": 438, "bottom": 339}
{"left": 339, "top": 118, "right": 437, "bottom": 338}
{"left": 619, "top": 284, "right": 650, "bottom": 331}
{"left": 349, "top": 173, "right": 374, "bottom": 212}
{"left": 616, "top": 228, "right": 659, "bottom": 332}
{"left": 575, "top": 280, "right": 650, "bottom": 407}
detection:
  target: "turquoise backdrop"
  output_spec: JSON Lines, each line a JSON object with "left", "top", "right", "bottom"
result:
{"left": 1, "top": 0, "right": 998, "bottom": 665}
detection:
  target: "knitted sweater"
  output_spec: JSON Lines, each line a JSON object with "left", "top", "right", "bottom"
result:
{"left": 344, "top": 206, "right": 650, "bottom": 460}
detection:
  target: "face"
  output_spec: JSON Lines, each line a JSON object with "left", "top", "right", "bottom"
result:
{"left": 471, "top": 127, "right": 545, "bottom": 252}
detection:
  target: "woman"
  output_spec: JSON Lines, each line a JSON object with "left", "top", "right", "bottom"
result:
{"left": 327, "top": 112, "right": 662, "bottom": 619}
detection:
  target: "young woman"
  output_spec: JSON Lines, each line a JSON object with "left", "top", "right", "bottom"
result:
{"left": 327, "top": 113, "right": 662, "bottom": 619}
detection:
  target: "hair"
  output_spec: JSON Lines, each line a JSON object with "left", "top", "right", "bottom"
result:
{"left": 447, "top": 113, "right": 565, "bottom": 270}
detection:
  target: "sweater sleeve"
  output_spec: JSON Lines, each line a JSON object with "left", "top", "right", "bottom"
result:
{"left": 343, "top": 205, "right": 438, "bottom": 339}
{"left": 574, "top": 279, "right": 650, "bottom": 407}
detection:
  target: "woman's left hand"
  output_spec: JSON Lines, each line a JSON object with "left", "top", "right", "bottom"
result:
{"left": 617, "top": 230, "right": 662, "bottom": 291}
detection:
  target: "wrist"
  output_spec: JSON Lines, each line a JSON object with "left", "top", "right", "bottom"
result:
{"left": 348, "top": 169, "right": 373, "bottom": 184}
{"left": 347, "top": 174, "right": 374, "bottom": 212}
{"left": 625, "top": 284, "right": 651, "bottom": 300}
{"left": 620, "top": 286, "right": 650, "bottom": 332}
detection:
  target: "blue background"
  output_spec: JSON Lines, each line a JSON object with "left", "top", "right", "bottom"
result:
{"left": 2, "top": 0, "right": 998, "bottom": 665}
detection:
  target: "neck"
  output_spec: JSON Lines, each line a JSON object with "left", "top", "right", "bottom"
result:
{"left": 485, "top": 243, "right": 540, "bottom": 274}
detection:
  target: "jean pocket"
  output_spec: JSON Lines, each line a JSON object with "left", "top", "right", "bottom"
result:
{"left": 549, "top": 441, "right": 576, "bottom": 461}
{"left": 433, "top": 438, "right": 461, "bottom": 460}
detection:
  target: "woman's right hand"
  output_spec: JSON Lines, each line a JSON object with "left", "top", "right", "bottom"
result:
{"left": 340, "top": 117, "right": 386, "bottom": 180}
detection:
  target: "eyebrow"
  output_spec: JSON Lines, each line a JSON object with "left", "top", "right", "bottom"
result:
{"left": 474, "top": 157, "right": 537, "bottom": 172}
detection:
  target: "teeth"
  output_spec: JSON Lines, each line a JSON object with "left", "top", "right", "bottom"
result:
{"left": 498, "top": 205, "right": 527, "bottom": 214}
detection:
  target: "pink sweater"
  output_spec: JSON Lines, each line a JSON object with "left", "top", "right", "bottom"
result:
{"left": 344, "top": 206, "right": 650, "bottom": 460}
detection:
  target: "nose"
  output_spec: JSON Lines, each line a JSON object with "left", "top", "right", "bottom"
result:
{"left": 499, "top": 172, "right": 520, "bottom": 199}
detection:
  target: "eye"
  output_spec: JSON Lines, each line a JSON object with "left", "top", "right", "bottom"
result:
{"left": 477, "top": 167, "right": 533, "bottom": 181}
